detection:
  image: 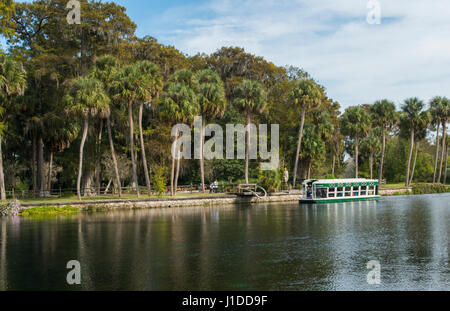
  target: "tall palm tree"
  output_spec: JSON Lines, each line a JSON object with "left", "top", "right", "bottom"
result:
{"left": 91, "top": 55, "right": 123, "bottom": 197}
{"left": 409, "top": 122, "right": 429, "bottom": 185}
{"left": 401, "top": 97, "right": 426, "bottom": 187}
{"left": 233, "top": 79, "right": 266, "bottom": 184}
{"left": 195, "top": 69, "right": 226, "bottom": 192}
{"left": 160, "top": 69, "right": 199, "bottom": 195}
{"left": 437, "top": 97, "right": 449, "bottom": 183}
{"left": 64, "top": 76, "right": 109, "bottom": 200}
{"left": 340, "top": 106, "right": 371, "bottom": 178}
{"left": 0, "top": 54, "right": 26, "bottom": 201}
{"left": 360, "top": 128, "right": 382, "bottom": 179}
{"left": 288, "top": 79, "right": 321, "bottom": 187}
{"left": 111, "top": 61, "right": 162, "bottom": 197}
{"left": 42, "top": 112, "right": 79, "bottom": 192}
{"left": 429, "top": 96, "right": 444, "bottom": 183}
{"left": 371, "top": 99, "right": 397, "bottom": 184}
{"left": 135, "top": 61, "right": 163, "bottom": 196}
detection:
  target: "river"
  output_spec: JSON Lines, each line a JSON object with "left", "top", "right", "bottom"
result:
{"left": 0, "top": 194, "right": 449, "bottom": 290}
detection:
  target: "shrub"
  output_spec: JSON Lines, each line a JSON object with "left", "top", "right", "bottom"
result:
{"left": 412, "top": 184, "right": 449, "bottom": 195}
{"left": 152, "top": 167, "right": 167, "bottom": 197}
{"left": 258, "top": 169, "right": 283, "bottom": 193}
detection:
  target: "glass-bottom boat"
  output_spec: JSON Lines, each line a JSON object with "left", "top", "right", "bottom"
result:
{"left": 299, "top": 179, "right": 380, "bottom": 204}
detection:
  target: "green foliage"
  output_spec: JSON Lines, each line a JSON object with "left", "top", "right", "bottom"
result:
{"left": 19, "top": 205, "right": 80, "bottom": 217}
{"left": 258, "top": 169, "right": 282, "bottom": 193}
{"left": 340, "top": 106, "right": 371, "bottom": 139}
{"left": 325, "top": 174, "right": 335, "bottom": 179}
{"left": 412, "top": 184, "right": 449, "bottom": 195}
{"left": 152, "top": 167, "right": 167, "bottom": 197}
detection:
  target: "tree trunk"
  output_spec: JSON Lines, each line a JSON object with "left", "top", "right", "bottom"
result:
{"left": 433, "top": 125, "right": 440, "bottom": 184}
{"left": 175, "top": 149, "right": 181, "bottom": 195}
{"left": 104, "top": 179, "right": 112, "bottom": 195}
{"left": 369, "top": 153, "right": 373, "bottom": 179}
{"left": 37, "top": 136, "right": 45, "bottom": 197}
{"left": 200, "top": 117, "right": 206, "bottom": 192}
{"left": 95, "top": 120, "right": 103, "bottom": 195}
{"left": 307, "top": 161, "right": 311, "bottom": 179}
{"left": 355, "top": 136, "right": 359, "bottom": 178}
{"left": 332, "top": 155, "right": 335, "bottom": 176}
{"left": 0, "top": 137, "right": 6, "bottom": 201}
{"left": 378, "top": 127, "right": 386, "bottom": 184}
{"left": 245, "top": 113, "right": 251, "bottom": 184}
{"left": 292, "top": 107, "right": 306, "bottom": 187}
{"left": 106, "top": 116, "right": 122, "bottom": 198}
{"left": 170, "top": 149, "right": 175, "bottom": 196}
{"left": 32, "top": 134, "right": 37, "bottom": 197}
{"left": 128, "top": 103, "right": 140, "bottom": 197}
{"left": 82, "top": 170, "right": 95, "bottom": 197}
{"left": 77, "top": 116, "right": 89, "bottom": 200}
{"left": 437, "top": 122, "right": 447, "bottom": 183}
{"left": 409, "top": 142, "right": 419, "bottom": 185}
{"left": 405, "top": 129, "right": 415, "bottom": 187}
{"left": 139, "top": 102, "right": 152, "bottom": 196}
{"left": 47, "top": 151, "right": 53, "bottom": 193}
{"left": 444, "top": 143, "right": 448, "bottom": 185}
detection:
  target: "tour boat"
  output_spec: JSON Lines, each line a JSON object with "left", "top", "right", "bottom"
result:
{"left": 299, "top": 179, "right": 380, "bottom": 204}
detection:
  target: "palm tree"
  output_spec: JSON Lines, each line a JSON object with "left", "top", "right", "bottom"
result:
{"left": 160, "top": 69, "right": 199, "bottom": 195}
{"left": 64, "top": 76, "right": 109, "bottom": 200}
{"left": 135, "top": 61, "right": 163, "bottom": 196}
{"left": 42, "top": 112, "right": 78, "bottom": 192}
{"left": 233, "top": 79, "right": 267, "bottom": 184}
{"left": 111, "top": 61, "right": 162, "bottom": 197}
{"left": 401, "top": 97, "right": 426, "bottom": 187}
{"left": 444, "top": 134, "right": 449, "bottom": 184}
{"left": 288, "top": 79, "right": 321, "bottom": 187}
{"left": 371, "top": 99, "right": 396, "bottom": 184}
{"left": 340, "top": 106, "right": 371, "bottom": 178}
{"left": 360, "top": 128, "right": 382, "bottom": 179}
{"left": 409, "top": 122, "right": 429, "bottom": 185}
{"left": 195, "top": 69, "right": 226, "bottom": 192}
{"left": 0, "top": 54, "right": 26, "bottom": 201}
{"left": 429, "top": 96, "right": 444, "bottom": 183}
{"left": 437, "top": 97, "right": 449, "bottom": 183}
{"left": 92, "top": 55, "right": 123, "bottom": 197}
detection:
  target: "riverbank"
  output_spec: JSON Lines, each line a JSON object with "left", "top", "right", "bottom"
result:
{"left": 5, "top": 184, "right": 448, "bottom": 214}
{"left": 17, "top": 188, "right": 410, "bottom": 212}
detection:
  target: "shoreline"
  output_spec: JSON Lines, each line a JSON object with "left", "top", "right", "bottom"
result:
{"left": 17, "top": 187, "right": 416, "bottom": 212}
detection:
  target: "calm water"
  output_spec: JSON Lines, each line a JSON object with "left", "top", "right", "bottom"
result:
{"left": 0, "top": 194, "right": 449, "bottom": 291}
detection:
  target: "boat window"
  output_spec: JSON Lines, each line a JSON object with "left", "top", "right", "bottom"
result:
{"left": 336, "top": 187, "right": 344, "bottom": 197}
{"left": 344, "top": 187, "right": 351, "bottom": 197}
{"left": 315, "top": 188, "right": 327, "bottom": 198}
{"left": 352, "top": 187, "right": 359, "bottom": 197}
{"left": 360, "top": 186, "right": 367, "bottom": 196}
{"left": 368, "top": 186, "right": 375, "bottom": 195}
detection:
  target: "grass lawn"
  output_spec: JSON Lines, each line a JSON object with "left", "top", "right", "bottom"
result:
{"left": 380, "top": 183, "right": 409, "bottom": 189}
{"left": 15, "top": 192, "right": 229, "bottom": 205}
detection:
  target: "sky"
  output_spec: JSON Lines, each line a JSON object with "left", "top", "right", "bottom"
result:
{"left": 9, "top": 0, "right": 450, "bottom": 109}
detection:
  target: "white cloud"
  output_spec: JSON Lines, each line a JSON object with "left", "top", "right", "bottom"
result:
{"left": 149, "top": 0, "right": 450, "bottom": 109}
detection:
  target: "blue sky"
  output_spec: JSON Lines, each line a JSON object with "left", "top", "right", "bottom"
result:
{"left": 7, "top": 0, "right": 450, "bottom": 109}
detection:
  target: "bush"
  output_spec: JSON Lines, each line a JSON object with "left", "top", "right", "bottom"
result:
{"left": 412, "top": 184, "right": 449, "bottom": 195}
{"left": 325, "top": 174, "right": 336, "bottom": 179}
{"left": 258, "top": 169, "right": 283, "bottom": 193}
{"left": 152, "top": 167, "right": 167, "bottom": 197}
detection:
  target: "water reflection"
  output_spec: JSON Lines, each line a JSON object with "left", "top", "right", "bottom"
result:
{"left": 0, "top": 194, "right": 449, "bottom": 290}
